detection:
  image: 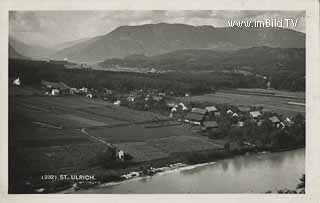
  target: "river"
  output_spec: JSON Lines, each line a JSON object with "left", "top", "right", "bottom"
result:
{"left": 77, "top": 148, "right": 305, "bottom": 193}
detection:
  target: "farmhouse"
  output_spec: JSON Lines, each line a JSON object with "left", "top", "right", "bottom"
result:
{"left": 249, "top": 111, "right": 262, "bottom": 119}
{"left": 184, "top": 112, "right": 205, "bottom": 125}
{"left": 191, "top": 108, "right": 207, "bottom": 115}
{"left": 41, "top": 80, "right": 71, "bottom": 95}
{"left": 226, "top": 109, "right": 233, "bottom": 114}
{"left": 269, "top": 116, "right": 281, "bottom": 124}
{"left": 118, "top": 150, "right": 125, "bottom": 160}
{"left": 205, "top": 106, "right": 218, "bottom": 112}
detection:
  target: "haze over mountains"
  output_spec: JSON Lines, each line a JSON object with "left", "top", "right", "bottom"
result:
{"left": 10, "top": 23, "right": 305, "bottom": 64}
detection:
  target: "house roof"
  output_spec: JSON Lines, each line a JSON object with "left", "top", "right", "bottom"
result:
{"left": 41, "top": 80, "right": 70, "bottom": 90}
{"left": 205, "top": 106, "right": 218, "bottom": 112}
{"left": 191, "top": 108, "right": 207, "bottom": 115}
{"left": 203, "top": 121, "right": 218, "bottom": 128}
{"left": 269, "top": 116, "right": 281, "bottom": 123}
{"left": 185, "top": 112, "right": 205, "bottom": 122}
{"left": 249, "top": 111, "right": 261, "bottom": 118}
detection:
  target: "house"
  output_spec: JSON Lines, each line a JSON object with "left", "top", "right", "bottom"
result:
{"left": 127, "top": 96, "right": 135, "bottom": 102}
{"left": 249, "top": 111, "right": 262, "bottom": 119}
{"left": 269, "top": 116, "right": 281, "bottom": 124}
{"left": 283, "top": 117, "right": 294, "bottom": 127}
{"left": 184, "top": 112, "right": 205, "bottom": 125}
{"left": 118, "top": 150, "right": 125, "bottom": 160}
{"left": 191, "top": 108, "right": 207, "bottom": 115}
{"left": 166, "top": 101, "right": 176, "bottom": 108}
{"left": 69, "top": 88, "right": 79, "bottom": 94}
{"left": 226, "top": 109, "right": 233, "bottom": 114}
{"left": 86, "top": 93, "right": 93, "bottom": 98}
{"left": 232, "top": 113, "right": 239, "bottom": 117}
{"left": 13, "top": 77, "right": 21, "bottom": 86}
{"left": 203, "top": 121, "right": 218, "bottom": 129}
{"left": 179, "top": 102, "right": 188, "bottom": 111}
{"left": 51, "top": 89, "right": 60, "bottom": 96}
{"left": 79, "top": 87, "right": 88, "bottom": 93}
{"left": 113, "top": 100, "right": 121, "bottom": 106}
{"left": 41, "top": 80, "right": 71, "bottom": 95}
{"left": 205, "top": 106, "right": 218, "bottom": 112}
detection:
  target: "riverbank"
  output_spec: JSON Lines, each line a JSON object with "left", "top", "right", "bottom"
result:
{"left": 54, "top": 145, "right": 305, "bottom": 194}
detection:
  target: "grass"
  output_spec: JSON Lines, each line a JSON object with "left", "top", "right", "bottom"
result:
{"left": 176, "top": 91, "right": 305, "bottom": 117}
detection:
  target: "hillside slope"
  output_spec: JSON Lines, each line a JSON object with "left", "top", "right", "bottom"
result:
{"left": 52, "top": 23, "right": 305, "bottom": 63}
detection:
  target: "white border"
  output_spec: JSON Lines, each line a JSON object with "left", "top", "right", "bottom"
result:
{"left": 0, "top": 0, "right": 319, "bottom": 202}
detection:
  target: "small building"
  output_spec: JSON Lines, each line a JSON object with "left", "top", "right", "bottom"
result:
{"left": 118, "top": 150, "right": 125, "bottom": 160}
{"left": 41, "top": 80, "right": 71, "bottom": 95}
{"left": 184, "top": 112, "right": 205, "bottom": 125}
{"left": 69, "top": 88, "right": 79, "bottom": 94}
{"left": 226, "top": 109, "right": 233, "bottom": 114}
{"left": 205, "top": 106, "right": 218, "bottom": 112}
{"left": 51, "top": 89, "right": 60, "bottom": 96}
{"left": 269, "top": 116, "right": 281, "bottom": 124}
{"left": 249, "top": 111, "right": 262, "bottom": 119}
{"left": 127, "top": 96, "right": 135, "bottom": 102}
{"left": 13, "top": 77, "right": 21, "bottom": 86}
{"left": 86, "top": 93, "right": 93, "bottom": 99}
{"left": 191, "top": 108, "right": 207, "bottom": 115}
{"left": 203, "top": 121, "right": 218, "bottom": 129}
{"left": 114, "top": 100, "right": 121, "bottom": 106}
{"left": 232, "top": 113, "right": 239, "bottom": 117}
{"left": 179, "top": 102, "right": 188, "bottom": 111}
{"left": 166, "top": 101, "right": 176, "bottom": 108}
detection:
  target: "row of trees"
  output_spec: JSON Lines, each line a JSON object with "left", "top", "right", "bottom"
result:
{"left": 9, "top": 59, "right": 303, "bottom": 94}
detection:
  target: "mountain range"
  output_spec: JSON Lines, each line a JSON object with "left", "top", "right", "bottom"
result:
{"left": 9, "top": 23, "right": 305, "bottom": 63}
{"left": 51, "top": 23, "right": 305, "bottom": 63}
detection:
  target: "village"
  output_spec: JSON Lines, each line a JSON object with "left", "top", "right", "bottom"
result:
{"left": 13, "top": 76, "right": 305, "bottom": 153}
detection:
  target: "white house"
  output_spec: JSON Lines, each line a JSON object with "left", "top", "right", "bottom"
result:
{"left": 118, "top": 150, "right": 125, "bottom": 160}
{"left": 13, "top": 77, "right": 21, "bottom": 86}
{"left": 227, "top": 109, "right": 233, "bottom": 114}
{"left": 114, "top": 100, "right": 121, "bottom": 106}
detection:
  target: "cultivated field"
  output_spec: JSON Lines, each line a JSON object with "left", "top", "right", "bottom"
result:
{"left": 176, "top": 89, "right": 305, "bottom": 117}
{"left": 10, "top": 88, "right": 224, "bottom": 179}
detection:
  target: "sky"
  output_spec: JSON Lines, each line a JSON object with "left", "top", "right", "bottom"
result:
{"left": 9, "top": 10, "right": 305, "bottom": 47}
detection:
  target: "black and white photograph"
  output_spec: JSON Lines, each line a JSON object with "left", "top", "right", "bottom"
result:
{"left": 7, "top": 9, "right": 309, "bottom": 194}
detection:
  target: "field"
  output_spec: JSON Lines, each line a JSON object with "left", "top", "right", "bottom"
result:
{"left": 176, "top": 89, "right": 305, "bottom": 117}
{"left": 10, "top": 87, "right": 225, "bottom": 183}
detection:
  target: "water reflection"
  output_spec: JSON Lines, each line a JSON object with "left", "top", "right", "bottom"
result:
{"left": 78, "top": 149, "right": 305, "bottom": 194}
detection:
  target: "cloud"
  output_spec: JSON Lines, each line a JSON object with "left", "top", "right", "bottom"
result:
{"left": 9, "top": 10, "right": 305, "bottom": 47}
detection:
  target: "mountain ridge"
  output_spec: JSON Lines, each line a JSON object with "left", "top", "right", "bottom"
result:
{"left": 51, "top": 23, "right": 305, "bottom": 63}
